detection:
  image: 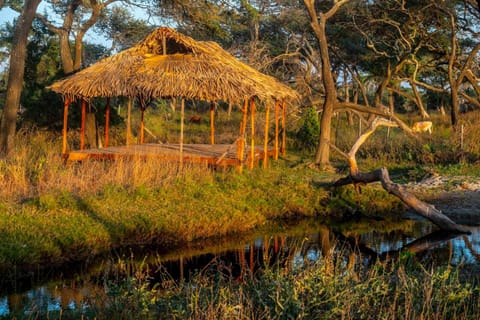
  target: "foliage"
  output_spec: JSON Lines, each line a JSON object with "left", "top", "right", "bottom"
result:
{"left": 77, "top": 248, "right": 480, "bottom": 319}
{"left": 295, "top": 107, "right": 320, "bottom": 152}
{"left": 95, "top": 6, "right": 155, "bottom": 52}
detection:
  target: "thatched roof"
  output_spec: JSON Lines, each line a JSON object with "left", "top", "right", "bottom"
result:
{"left": 48, "top": 27, "right": 298, "bottom": 105}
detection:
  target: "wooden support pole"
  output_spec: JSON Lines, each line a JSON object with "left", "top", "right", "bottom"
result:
{"left": 237, "top": 99, "right": 249, "bottom": 173}
{"left": 249, "top": 98, "right": 256, "bottom": 170}
{"left": 281, "top": 100, "right": 286, "bottom": 156}
{"left": 228, "top": 101, "right": 233, "bottom": 119}
{"left": 140, "top": 106, "right": 145, "bottom": 144}
{"left": 105, "top": 98, "right": 110, "bottom": 148}
{"left": 274, "top": 100, "right": 279, "bottom": 160}
{"left": 180, "top": 98, "right": 185, "bottom": 162}
{"left": 210, "top": 101, "right": 215, "bottom": 145}
{"left": 162, "top": 34, "right": 167, "bottom": 55}
{"left": 126, "top": 97, "right": 132, "bottom": 146}
{"left": 80, "top": 99, "right": 86, "bottom": 150}
{"left": 62, "top": 97, "right": 70, "bottom": 154}
{"left": 263, "top": 101, "right": 270, "bottom": 168}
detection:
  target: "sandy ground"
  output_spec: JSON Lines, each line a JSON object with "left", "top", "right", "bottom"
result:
{"left": 405, "top": 174, "right": 480, "bottom": 225}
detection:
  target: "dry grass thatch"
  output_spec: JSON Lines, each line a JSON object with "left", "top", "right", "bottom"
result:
{"left": 48, "top": 27, "right": 299, "bottom": 105}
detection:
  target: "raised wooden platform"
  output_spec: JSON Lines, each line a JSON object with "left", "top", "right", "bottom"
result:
{"left": 65, "top": 143, "right": 275, "bottom": 167}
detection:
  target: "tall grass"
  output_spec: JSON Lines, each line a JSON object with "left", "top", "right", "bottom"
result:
{"left": 27, "top": 245, "right": 479, "bottom": 320}
{"left": 153, "top": 250, "right": 480, "bottom": 319}
{"left": 0, "top": 129, "right": 334, "bottom": 268}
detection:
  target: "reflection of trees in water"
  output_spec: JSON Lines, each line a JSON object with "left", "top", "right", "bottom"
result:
{"left": 2, "top": 221, "right": 479, "bottom": 317}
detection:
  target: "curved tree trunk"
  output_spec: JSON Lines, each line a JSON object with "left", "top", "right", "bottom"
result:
{"left": 0, "top": 0, "right": 42, "bottom": 157}
{"left": 447, "top": 11, "right": 459, "bottom": 127}
{"left": 304, "top": 0, "right": 349, "bottom": 170}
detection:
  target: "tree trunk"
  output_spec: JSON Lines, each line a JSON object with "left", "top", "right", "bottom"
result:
{"left": 410, "top": 80, "right": 430, "bottom": 119}
{"left": 447, "top": 12, "right": 459, "bottom": 127}
{"left": 0, "top": 0, "right": 42, "bottom": 157}
{"left": 451, "top": 84, "right": 459, "bottom": 127}
{"left": 304, "top": 0, "right": 348, "bottom": 170}
{"left": 313, "top": 14, "right": 336, "bottom": 169}
{"left": 59, "top": 31, "right": 75, "bottom": 74}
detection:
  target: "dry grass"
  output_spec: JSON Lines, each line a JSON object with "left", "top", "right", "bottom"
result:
{"left": 328, "top": 110, "right": 480, "bottom": 168}
{"left": 0, "top": 127, "right": 219, "bottom": 202}
{"left": 0, "top": 129, "right": 334, "bottom": 267}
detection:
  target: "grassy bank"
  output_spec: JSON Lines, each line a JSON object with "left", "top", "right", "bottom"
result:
{"left": 1, "top": 111, "right": 479, "bottom": 269}
{"left": 0, "top": 130, "right": 342, "bottom": 268}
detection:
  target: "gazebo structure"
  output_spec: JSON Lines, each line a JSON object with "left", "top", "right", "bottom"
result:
{"left": 49, "top": 27, "right": 299, "bottom": 170}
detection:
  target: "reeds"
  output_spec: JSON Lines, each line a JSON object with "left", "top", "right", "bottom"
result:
{"left": 97, "top": 246, "right": 480, "bottom": 319}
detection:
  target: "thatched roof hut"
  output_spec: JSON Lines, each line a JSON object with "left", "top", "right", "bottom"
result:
{"left": 49, "top": 27, "right": 298, "bottom": 105}
{"left": 49, "top": 27, "right": 298, "bottom": 169}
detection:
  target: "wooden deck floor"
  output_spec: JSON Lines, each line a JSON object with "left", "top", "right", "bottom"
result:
{"left": 66, "top": 143, "right": 275, "bottom": 166}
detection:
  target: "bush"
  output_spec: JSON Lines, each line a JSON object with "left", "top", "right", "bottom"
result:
{"left": 295, "top": 108, "right": 320, "bottom": 152}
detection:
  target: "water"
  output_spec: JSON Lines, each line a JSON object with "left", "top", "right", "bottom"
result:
{"left": 1, "top": 217, "right": 479, "bottom": 317}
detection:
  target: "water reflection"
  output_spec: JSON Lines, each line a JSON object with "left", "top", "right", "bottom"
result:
{"left": 1, "top": 217, "right": 479, "bottom": 317}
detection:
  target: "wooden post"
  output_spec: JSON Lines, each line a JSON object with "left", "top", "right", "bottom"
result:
{"left": 274, "top": 100, "right": 279, "bottom": 160}
{"left": 249, "top": 98, "right": 255, "bottom": 170}
{"left": 460, "top": 124, "right": 464, "bottom": 150}
{"left": 105, "top": 98, "right": 110, "bottom": 148}
{"left": 80, "top": 99, "right": 86, "bottom": 150}
{"left": 162, "top": 34, "right": 167, "bottom": 55}
{"left": 140, "top": 105, "right": 145, "bottom": 144}
{"left": 227, "top": 101, "right": 233, "bottom": 119}
{"left": 62, "top": 97, "right": 70, "bottom": 154}
{"left": 281, "top": 100, "right": 286, "bottom": 156}
{"left": 210, "top": 101, "right": 215, "bottom": 144}
{"left": 237, "top": 99, "right": 249, "bottom": 173}
{"left": 180, "top": 98, "right": 185, "bottom": 162}
{"left": 126, "top": 97, "right": 132, "bottom": 145}
{"left": 263, "top": 101, "right": 270, "bottom": 168}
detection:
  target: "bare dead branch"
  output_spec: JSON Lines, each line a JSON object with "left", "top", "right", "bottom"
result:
{"left": 332, "top": 117, "right": 470, "bottom": 234}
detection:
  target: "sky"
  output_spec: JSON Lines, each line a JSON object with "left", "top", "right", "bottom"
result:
{"left": 0, "top": 3, "right": 166, "bottom": 45}
{"left": 0, "top": 3, "right": 151, "bottom": 72}
{"left": 0, "top": 6, "right": 17, "bottom": 25}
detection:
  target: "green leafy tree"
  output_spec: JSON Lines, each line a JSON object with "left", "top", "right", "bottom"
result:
{"left": 0, "top": 0, "right": 42, "bottom": 156}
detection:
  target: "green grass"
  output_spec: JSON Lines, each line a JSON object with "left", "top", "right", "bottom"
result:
{"left": 0, "top": 139, "right": 336, "bottom": 268}
{"left": 18, "top": 245, "right": 480, "bottom": 320}
{"left": 1, "top": 107, "right": 480, "bottom": 269}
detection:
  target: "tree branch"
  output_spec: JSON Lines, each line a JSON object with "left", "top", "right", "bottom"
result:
{"left": 332, "top": 118, "right": 470, "bottom": 234}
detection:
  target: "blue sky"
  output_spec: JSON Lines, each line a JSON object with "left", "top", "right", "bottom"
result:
{"left": 0, "top": 6, "right": 17, "bottom": 25}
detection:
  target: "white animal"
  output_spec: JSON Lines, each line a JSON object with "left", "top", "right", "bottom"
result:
{"left": 412, "top": 121, "right": 433, "bottom": 134}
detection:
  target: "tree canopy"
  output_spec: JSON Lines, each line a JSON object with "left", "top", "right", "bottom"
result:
{"left": 0, "top": 0, "right": 479, "bottom": 163}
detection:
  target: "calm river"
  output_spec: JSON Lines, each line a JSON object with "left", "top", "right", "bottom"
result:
{"left": 1, "top": 216, "right": 479, "bottom": 317}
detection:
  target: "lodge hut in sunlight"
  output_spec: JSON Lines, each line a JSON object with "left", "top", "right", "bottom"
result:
{"left": 48, "top": 27, "right": 299, "bottom": 170}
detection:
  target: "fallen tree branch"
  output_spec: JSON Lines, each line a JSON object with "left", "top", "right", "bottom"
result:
{"left": 332, "top": 117, "right": 471, "bottom": 234}
{"left": 379, "top": 167, "right": 470, "bottom": 233}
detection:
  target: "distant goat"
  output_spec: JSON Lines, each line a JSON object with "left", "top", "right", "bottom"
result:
{"left": 412, "top": 121, "right": 433, "bottom": 134}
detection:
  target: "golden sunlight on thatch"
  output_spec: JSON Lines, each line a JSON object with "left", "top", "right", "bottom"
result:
{"left": 48, "top": 27, "right": 298, "bottom": 105}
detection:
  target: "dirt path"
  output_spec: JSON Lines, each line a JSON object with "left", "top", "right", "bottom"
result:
{"left": 406, "top": 174, "right": 480, "bottom": 225}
